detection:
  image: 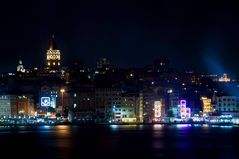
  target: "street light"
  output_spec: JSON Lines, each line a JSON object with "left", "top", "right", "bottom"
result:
{"left": 60, "top": 89, "right": 65, "bottom": 108}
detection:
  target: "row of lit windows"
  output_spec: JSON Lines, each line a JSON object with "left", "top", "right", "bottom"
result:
{"left": 122, "top": 104, "right": 134, "bottom": 106}
{"left": 218, "top": 98, "right": 239, "bottom": 102}
{"left": 123, "top": 98, "right": 134, "bottom": 101}
{"left": 114, "top": 109, "right": 134, "bottom": 112}
{"left": 47, "top": 62, "right": 60, "bottom": 66}
{"left": 218, "top": 103, "right": 239, "bottom": 106}
{"left": 218, "top": 108, "right": 237, "bottom": 111}
{"left": 0, "top": 108, "right": 10, "bottom": 112}
{"left": 47, "top": 51, "right": 60, "bottom": 55}
{"left": 0, "top": 102, "right": 10, "bottom": 105}
{"left": 47, "top": 56, "right": 61, "bottom": 60}
{"left": 0, "top": 96, "right": 9, "bottom": 99}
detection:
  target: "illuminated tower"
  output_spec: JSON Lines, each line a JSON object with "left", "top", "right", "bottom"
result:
{"left": 46, "top": 35, "right": 61, "bottom": 69}
{"left": 17, "top": 58, "right": 25, "bottom": 73}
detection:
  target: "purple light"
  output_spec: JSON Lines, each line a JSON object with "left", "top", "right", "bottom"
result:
{"left": 179, "top": 100, "right": 191, "bottom": 119}
{"left": 180, "top": 100, "right": 186, "bottom": 107}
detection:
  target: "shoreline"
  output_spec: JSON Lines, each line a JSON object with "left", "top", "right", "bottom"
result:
{"left": 0, "top": 122, "right": 237, "bottom": 127}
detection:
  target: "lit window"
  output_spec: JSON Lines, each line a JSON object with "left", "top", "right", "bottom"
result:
{"left": 58, "top": 62, "right": 60, "bottom": 66}
{"left": 48, "top": 62, "right": 50, "bottom": 66}
{"left": 53, "top": 62, "right": 55, "bottom": 65}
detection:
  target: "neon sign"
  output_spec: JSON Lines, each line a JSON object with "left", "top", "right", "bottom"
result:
{"left": 41, "top": 97, "right": 50, "bottom": 107}
{"left": 154, "top": 101, "right": 162, "bottom": 118}
{"left": 179, "top": 100, "right": 191, "bottom": 118}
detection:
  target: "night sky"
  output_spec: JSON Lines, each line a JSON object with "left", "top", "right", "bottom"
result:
{"left": 0, "top": 0, "right": 238, "bottom": 76}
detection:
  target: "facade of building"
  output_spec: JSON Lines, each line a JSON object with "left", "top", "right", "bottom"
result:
{"left": 218, "top": 74, "right": 231, "bottom": 82}
{"left": 168, "top": 91, "right": 180, "bottom": 117}
{"left": 0, "top": 95, "right": 17, "bottom": 116}
{"left": 16, "top": 95, "right": 35, "bottom": 116}
{"left": 112, "top": 94, "right": 139, "bottom": 123}
{"left": 95, "top": 87, "right": 121, "bottom": 123}
{"left": 201, "top": 97, "right": 213, "bottom": 115}
{"left": 142, "top": 89, "right": 165, "bottom": 123}
{"left": 40, "top": 85, "right": 59, "bottom": 109}
{"left": 70, "top": 86, "right": 96, "bottom": 121}
{"left": 0, "top": 95, "right": 35, "bottom": 117}
{"left": 215, "top": 96, "right": 239, "bottom": 112}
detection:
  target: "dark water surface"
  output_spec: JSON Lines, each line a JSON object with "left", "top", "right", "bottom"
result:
{"left": 0, "top": 124, "right": 239, "bottom": 159}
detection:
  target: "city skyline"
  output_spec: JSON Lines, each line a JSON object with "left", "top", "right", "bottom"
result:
{"left": 0, "top": 34, "right": 237, "bottom": 78}
{"left": 1, "top": 1, "right": 239, "bottom": 159}
{"left": 0, "top": 0, "right": 238, "bottom": 77}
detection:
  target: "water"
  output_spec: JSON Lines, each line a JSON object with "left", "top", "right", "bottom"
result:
{"left": 0, "top": 124, "right": 239, "bottom": 159}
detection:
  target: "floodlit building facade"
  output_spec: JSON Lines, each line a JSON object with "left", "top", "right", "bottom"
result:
{"left": 215, "top": 96, "right": 239, "bottom": 112}
{"left": 0, "top": 95, "right": 16, "bottom": 116}
{"left": 46, "top": 35, "right": 61, "bottom": 70}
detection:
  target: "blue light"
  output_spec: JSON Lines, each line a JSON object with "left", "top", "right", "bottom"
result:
{"left": 176, "top": 124, "right": 191, "bottom": 128}
{"left": 41, "top": 97, "right": 50, "bottom": 107}
{"left": 110, "top": 125, "right": 118, "bottom": 129}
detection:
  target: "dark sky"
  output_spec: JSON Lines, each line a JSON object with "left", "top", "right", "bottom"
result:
{"left": 0, "top": 0, "right": 238, "bottom": 76}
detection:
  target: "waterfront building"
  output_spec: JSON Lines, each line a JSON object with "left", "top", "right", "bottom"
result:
{"left": 0, "top": 95, "right": 35, "bottom": 117}
{"left": 201, "top": 96, "right": 213, "bottom": 115}
{"left": 112, "top": 94, "right": 139, "bottom": 123}
{"left": 95, "top": 87, "right": 121, "bottom": 123}
{"left": 0, "top": 95, "right": 16, "bottom": 116}
{"left": 215, "top": 96, "right": 239, "bottom": 112}
{"left": 141, "top": 89, "right": 166, "bottom": 123}
{"left": 16, "top": 95, "right": 35, "bottom": 116}
{"left": 69, "top": 86, "right": 96, "bottom": 122}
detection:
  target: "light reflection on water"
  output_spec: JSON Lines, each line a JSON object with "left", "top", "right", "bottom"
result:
{"left": 211, "top": 125, "right": 233, "bottom": 128}
{"left": 152, "top": 124, "right": 164, "bottom": 153}
{"left": 175, "top": 124, "right": 192, "bottom": 129}
{"left": 153, "top": 124, "right": 163, "bottom": 130}
{"left": 0, "top": 125, "right": 239, "bottom": 159}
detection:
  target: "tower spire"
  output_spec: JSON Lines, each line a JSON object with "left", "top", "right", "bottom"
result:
{"left": 48, "top": 34, "right": 57, "bottom": 50}
{"left": 46, "top": 34, "right": 61, "bottom": 69}
{"left": 19, "top": 56, "right": 22, "bottom": 65}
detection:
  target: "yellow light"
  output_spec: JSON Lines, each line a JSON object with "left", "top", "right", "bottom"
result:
{"left": 48, "top": 62, "right": 50, "bottom": 66}
{"left": 154, "top": 101, "right": 162, "bottom": 118}
{"left": 53, "top": 62, "right": 55, "bottom": 65}
{"left": 58, "top": 62, "right": 60, "bottom": 66}
{"left": 19, "top": 110, "right": 25, "bottom": 114}
{"left": 60, "top": 89, "right": 65, "bottom": 93}
{"left": 201, "top": 97, "right": 212, "bottom": 113}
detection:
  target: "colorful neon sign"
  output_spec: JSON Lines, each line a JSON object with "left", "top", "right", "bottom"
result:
{"left": 179, "top": 100, "right": 191, "bottom": 118}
